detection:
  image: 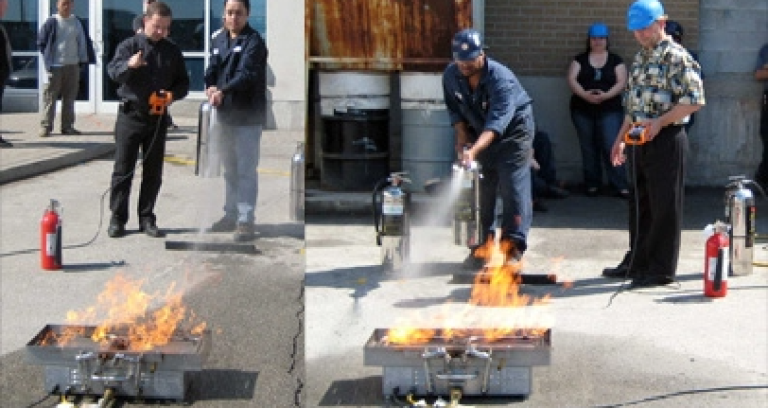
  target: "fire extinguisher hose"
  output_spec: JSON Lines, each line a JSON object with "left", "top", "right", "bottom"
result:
{"left": 0, "top": 116, "right": 167, "bottom": 260}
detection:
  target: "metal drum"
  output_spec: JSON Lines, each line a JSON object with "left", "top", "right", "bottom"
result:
{"left": 400, "top": 72, "right": 454, "bottom": 192}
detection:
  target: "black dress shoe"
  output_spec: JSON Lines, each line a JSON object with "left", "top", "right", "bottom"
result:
{"left": 139, "top": 220, "right": 165, "bottom": 238}
{"left": 602, "top": 266, "right": 636, "bottom": 278}
{"left": 533, "top": 200, "right": 549, "bottom": 212}
{"left": 629, "top": 275, "right": 674, "bottom": 289}
{"left": 602, "top": 251, "right": 635, "bottom": 278}
{"left": 107, "top": 221, "right": 126, "bottom": 238}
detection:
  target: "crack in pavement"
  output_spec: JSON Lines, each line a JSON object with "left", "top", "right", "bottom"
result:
{"left": 291, "top": 277, "right": 305, "bottom": 407}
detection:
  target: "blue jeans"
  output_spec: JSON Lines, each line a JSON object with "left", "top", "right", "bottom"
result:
{"left": 218, "top": 123, "right": 262, "bottom": 223}
{"left": 571, "top": 108, "right": 627, "bottom": 191}
{"left": 479, "top": 159, "right": 532, "bottom": 253}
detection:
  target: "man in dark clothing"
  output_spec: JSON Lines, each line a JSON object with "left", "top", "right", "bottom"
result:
{"left": 204, "top": 0, "right": 268, "bottom": 242}
{"left": 106, "top": 1, "right": 189, "bottom": 238}
{"left": 531, "top": 130, "right": 569, "bottom": 212}
{"left": 443, "top": 28, "right": 535, "bottom": 266}
{"left": 754, "top": 43, "right": 768, "bottom": 189}
{"left": 0, "top": 0, "right": 13, "bottom": 148}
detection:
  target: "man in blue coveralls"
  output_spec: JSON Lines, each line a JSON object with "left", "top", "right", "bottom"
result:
{"left": 443, "top": 28, "right": 535, "bottom": 268}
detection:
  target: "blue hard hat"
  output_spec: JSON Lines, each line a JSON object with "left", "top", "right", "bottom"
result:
{"left": 452, "top": 29, "right": 484, "bottom": 61}
{"left": 588, "top": 23, "right": 609, "bottom": 37}
{"left": 627, "top": 0, "right": 666, "bottom": 31}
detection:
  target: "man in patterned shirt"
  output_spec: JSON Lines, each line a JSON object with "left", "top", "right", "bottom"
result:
{"left": 608, "top": 0, "right": 704, "bottom": 289}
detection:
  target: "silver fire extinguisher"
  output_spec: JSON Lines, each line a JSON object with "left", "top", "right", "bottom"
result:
{"left": 290, "top": 141, "right": 305, "bottom": 222}
{"left": 724, "top": 175, "right": 758, "bottom": 276}
{"left": 453, "top": 159, "right": 482, "bottom": 248}
{"left": 373, "top": 172, "right": 411, "bottom": 269}
{"left": 195, "top": 102, "right": 221, "bottom": 178}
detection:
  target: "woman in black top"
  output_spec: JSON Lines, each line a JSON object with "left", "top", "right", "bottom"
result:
{"left": 567, "top": 22, "right": 628, "bottom": 198}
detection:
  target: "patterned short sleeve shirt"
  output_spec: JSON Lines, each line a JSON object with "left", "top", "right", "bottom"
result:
{"left": 624, "top": 38, "right": 705, "bottom": 124}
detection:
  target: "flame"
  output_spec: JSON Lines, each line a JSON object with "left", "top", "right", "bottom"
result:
{"left": 385, "top": 238, "right": 555, "bottom": 344}
{"left": 47, "top": 273, "right": 206, "bottom": 350}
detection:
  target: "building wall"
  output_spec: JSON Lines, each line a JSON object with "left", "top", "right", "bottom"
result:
{"left": 485, "top": 0, "right": 766, "bottom": 187}
{"left": 265, "top": 0, "right": 306, "bottom": 130}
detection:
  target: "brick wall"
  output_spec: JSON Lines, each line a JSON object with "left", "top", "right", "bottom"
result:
{"left": 485, "top": 0, "right": 701, "bottom": 76}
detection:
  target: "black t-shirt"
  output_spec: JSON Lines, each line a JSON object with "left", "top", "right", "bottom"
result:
{"left": 570, "top": 51, "right": 624, "bottom": 113}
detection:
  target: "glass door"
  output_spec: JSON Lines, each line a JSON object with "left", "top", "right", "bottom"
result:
{"left": 95, "top": 0, "right": 141, "bottom": 114}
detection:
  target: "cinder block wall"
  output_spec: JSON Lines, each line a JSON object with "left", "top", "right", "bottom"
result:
{"left": 483, "top": 0, "right": 766, "bottom": 187}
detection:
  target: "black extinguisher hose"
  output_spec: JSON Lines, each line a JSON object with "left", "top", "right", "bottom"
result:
{"left": 372, "top": 178, "right": 389, "bottom": 246}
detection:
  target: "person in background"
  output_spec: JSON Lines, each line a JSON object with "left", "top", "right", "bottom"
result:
{"left": 0, "top": 0, "right": 13, "bottom": 148}
{"left": 36, "top": 0, "right": 95, "bottom": 137}
{"left": 204, "top": 0, "right": 268, "bottom": 242}
{"left": 606, "top": 0, "right": 704, "bottom": 288}
{"left": 665, "top": 20, "right": 701, "bottom": 133}
{"left": 106, "top": 1, "right": 189, "bottom": 238}
{"left": 443, "top": 28, "right": 535, "bottom": 267}
{"left": 531, "top": 130, "right": 569, "bottom": 212}
{"left": 753, "top": 43, "right": 768, "bottom": 189}
{"left": 567, "top": 22, "right": 629, "bottom": 199}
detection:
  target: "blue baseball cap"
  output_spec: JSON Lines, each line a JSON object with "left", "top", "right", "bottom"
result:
{"left": 452, "top": 29, "right": 484, "bottom": 61}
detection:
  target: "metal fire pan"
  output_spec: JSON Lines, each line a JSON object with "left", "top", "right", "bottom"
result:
{"left": 363, "top": 328, "right": 551, "bottom": 367}
{"left": 26, "top": 324, "right": 211, "bottom": 371}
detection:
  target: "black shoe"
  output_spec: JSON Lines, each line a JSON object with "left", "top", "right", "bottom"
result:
{"left": 0, "top": 137, "right": 12, "bottom": 148}
{"left": 614, "top": 189, "right": 630, "bottom": 199}
{"left": 533, "top": 200, "right": 549, "bottom": 212}
{"left": 545, "top": 185, "right": 569, "bottom": 199}
{"left": 629, "top": 275, "right": 675, "bottom": 289}
{"left": 233, "top": 222, "right": 256, "bottom": 242}
{"left": 139, "top": 220, "right": 165, "bottom": 238}
{"left": 208, "top": 216, "right": 237, "bottom": 232}
{"left": 107, "top": 221, "right": 126, "bottom": 238}
{"left": 602, "top": 251, "right": 634, "bottom": 278}
{"left": 586, "top": 187, "right": 599, "bottom": 197}
{"left": 462, "top": 252, "right": 485, "bottom": 270}
{"left": 61, "top": 127, "right": 82, "bottom": 135}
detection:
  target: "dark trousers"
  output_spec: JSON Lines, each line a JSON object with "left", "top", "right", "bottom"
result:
{"left": 756, "top": 91, "right": 768, "bottom": 183}
{"left": 531, "top": 130, "right": 557, "bottom": 199}
{"left": 479, "top": 157, "right": 532, "bottom": 253}
{"left": 626, "top": 125, "right": 688, "bottom": 278}
{"left": 109, "top": 107, "right": 168, "bottom": 224}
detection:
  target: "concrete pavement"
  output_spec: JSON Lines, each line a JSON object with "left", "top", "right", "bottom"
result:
{"left": 0, "top": 110, "right": 306, "bottom": 407}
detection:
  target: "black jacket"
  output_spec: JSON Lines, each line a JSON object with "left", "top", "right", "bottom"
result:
{"left": 204, "top": 24, "right": 268, "bottom": 125}
{"left": 107, "top": 34, "right": 189, "bottom": 111}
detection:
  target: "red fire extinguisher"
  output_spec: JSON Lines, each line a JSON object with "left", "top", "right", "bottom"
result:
{"left": 40, "top": 199, "right": 62, "bottom": 270}
{"left": 704, "top": 222, "right": 729, "bottom": 298}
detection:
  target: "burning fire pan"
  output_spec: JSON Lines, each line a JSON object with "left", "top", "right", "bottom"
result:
{"left": 364, "top": 328, "right": 551, "bottom": 397}
{"left": 26, "top": 324, "right": 211, "bottom": 401}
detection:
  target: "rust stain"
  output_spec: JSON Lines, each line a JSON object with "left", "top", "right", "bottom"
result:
{"left": 309, "top": 0, "right": 472, "bottom": 71}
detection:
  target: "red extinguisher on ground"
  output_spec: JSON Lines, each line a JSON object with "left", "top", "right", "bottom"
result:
{"left": 40, "top": 199, "right": 62, "bottom": 270}
{"left": 704, "top": 221, "right": 729, "bottom": 298}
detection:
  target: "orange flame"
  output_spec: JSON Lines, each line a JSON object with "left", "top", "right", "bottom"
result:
{"left": 386, "top": 238, "right": 554, "bottom": 344}
{"left": 50, "top": 273, "right": 206, "bottom": 351}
